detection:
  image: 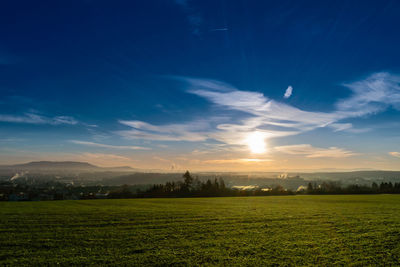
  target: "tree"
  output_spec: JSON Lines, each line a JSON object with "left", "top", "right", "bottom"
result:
{"left": 109, "top": 184, "right": 134, "bottom": 198}
{"left": 193, "top": 176, "right": 202, "bottom": 191}
{"left": 183, "top": 171, "right": 193, "bottom": 189}
{"left": 219, "top": 178, "right": 226, "bottom": 191}
{"left": 372, "top": 182, "right": 378, "bottom": 191}
{"left": 214, "top": 178, "right": 219, "bottom": 190}
{"left": 307, "top": 182, "right": 313, "bottom": 193}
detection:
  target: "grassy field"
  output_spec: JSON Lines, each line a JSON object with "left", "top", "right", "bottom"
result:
{"left": 1, "top": 195, "right": 400, "bottom": 266}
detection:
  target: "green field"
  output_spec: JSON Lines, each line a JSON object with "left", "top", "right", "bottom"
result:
{"left": 1, "top": 195, "right": 400, "bottom": 266}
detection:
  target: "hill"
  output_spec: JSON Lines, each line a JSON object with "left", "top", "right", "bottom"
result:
{"left": 0, "top": 161, "right": 136, "bottom": 173}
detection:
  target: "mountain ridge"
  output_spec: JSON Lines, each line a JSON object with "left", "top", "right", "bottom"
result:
{"left": 0, "top": 161, "right": 136, "bottom": 172}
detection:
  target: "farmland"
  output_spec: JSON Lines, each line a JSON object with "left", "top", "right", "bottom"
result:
{"left": 1, "top": 195, "right": 400, "bottom": 265}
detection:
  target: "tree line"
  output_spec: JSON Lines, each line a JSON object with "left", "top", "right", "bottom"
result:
{"left": 111, "top": 171, "right": 400, "bottom": 198}
{"left": 2, "top": 171, "right": 400, "bottom": 201}
{"left": 132, "top": 171, "right": 291, "bottom": 198}
{"left": 304, "top": 181, "right": 400, "bottom": 195}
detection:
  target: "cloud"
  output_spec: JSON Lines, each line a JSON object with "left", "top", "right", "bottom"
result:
{"left": 337, "top": 72, "right": 400, "bottom": 115}
{"left": 81, "top": 153, "right": 131, "bottom": 161}
{"left": 328, "top": 123, "right": 371, "bottom": 133}
{"left": 185, "top": 78, "right": 339, "bottom": 127}
{"left": 70, "top": 140, "right": 150, "bottom": 150}
{"left": 0, "top": 138, "right": 26, "bottom": 142}
{"left": 210, "top": 28, "right": 228, "bottom": 32}
{"left": 191, "top": 143, "right": 245, "bottom": 155}
{"left": 52, "top": 116, "right": 78, "bottom": 125}
{"left": 0, "top": 113, "right": 78, "bottom": 125}
{"left": 203, "top": 158, "right": 272, "bottom": 164}
{"left": 117, "top": 72, "right": 400, "bottom": 152}
{"left": 284, "top": 86, "right": 293, "bottom": 99}
{"left": 274, "top": 144, "right": 357, "bottom": 158}
{"left": 183, "top": 73, "right": 400, "bottom": 133}
{"left": 389, "top": 152, "right": 400, "bottom": 158}
{"left": 153, "top": 156, "right": 171, "bottom": 163}
{"left": 328, "top": 123, "right": 353, "bottom": 132}
{"left": 181, "top": 78, "right": 340, "bottom": 141}
{"left": 117, "top": 119, "right": 213, "bottom": 142}
{"left": 77, "top": 153, "right": 136, "bottom": 167}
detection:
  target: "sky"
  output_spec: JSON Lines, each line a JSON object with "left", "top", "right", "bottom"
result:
{"left": 1, "top": 0, "right": 400, "bottom": 171}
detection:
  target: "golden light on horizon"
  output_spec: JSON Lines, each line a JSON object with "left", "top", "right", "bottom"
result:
{"left": 245, "top": 131, "right": 267, "bottom": 154}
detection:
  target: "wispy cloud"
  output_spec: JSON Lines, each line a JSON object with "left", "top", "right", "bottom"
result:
{"left": 0, "top": 113, "right": 78, "bottom": 125}
{"left": 203, "top": 158, "right": 272, "bottom": 164}
{"left": 0, "top": 138, "right": 26, "bottom": 142}
{"left": 274, "top": 144, "right": 357, "bottom": 158}
{"left": 117, "top": 119, "right": 213, "bottom": 141}
{"left": 284, "top": 85, "right": 293, "bottom": 99}
{"left": 70, "top": 140, "right": 150, "bottom": 150}
{"left": 117, "top": 72, "right": 400, "bottom": 152}
{"left": 52, "top": 116, "right": 78, "bottom": 125}
{"left": 337, "top": 72, "right": 400, "bottom": 116}
{"left": 328, "top": 123, "right": 371, "bottom": 133}
{"left": 81, "top": 152, "right": 131, "bottom": 161}
{"left": 77, "top": 153, "right": 136, "bottom": 167}
{"left": 210, "top": 28, "right": 228, "bottom": 32}
{"left": 328, "top": 123, "right": 353, "bottom": 132}
{"left": 389, "top": 152, "right": 400, "bottom": 158}
{"left": 191, "top": 143, "right": 245, "bottom": 155}
{"left": 184, "top": 73, "right": 399, "bottom": 133}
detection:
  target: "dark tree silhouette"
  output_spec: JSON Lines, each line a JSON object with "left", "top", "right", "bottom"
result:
{"left": 183, "top": 171, "right": 193, "bottom": 188}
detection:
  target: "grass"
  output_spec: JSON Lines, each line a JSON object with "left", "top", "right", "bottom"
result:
{"left": 1, "top": 195, "right": 400, "bottom": 266}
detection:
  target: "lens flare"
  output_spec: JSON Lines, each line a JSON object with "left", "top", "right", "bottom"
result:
{"left": 245, "top": 132, "right": 267, "bottom": 154}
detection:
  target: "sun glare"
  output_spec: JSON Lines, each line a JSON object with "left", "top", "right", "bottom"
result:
{"left": 245, "top": 132, "right": 267, "bottom": 154}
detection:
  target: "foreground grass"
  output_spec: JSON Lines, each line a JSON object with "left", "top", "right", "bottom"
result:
{"left": 1, "top": 195, "right": 400, "bottom": 266}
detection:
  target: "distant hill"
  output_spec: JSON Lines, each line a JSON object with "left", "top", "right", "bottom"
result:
{"left": 15, "top": 161, "right": 97, "bottom": 169}
{"left": 0, "top": 161, "right": 136, "bottom": 173}
{"left": 0, "top": 161, "right": 399, "bottom": 186}
{"left": 295, "top": 171, "right": 400, "bottom": 182}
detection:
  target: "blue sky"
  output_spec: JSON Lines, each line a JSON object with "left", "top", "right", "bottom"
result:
{"left": 1, "top": 0, "right": 400, "bottom": 171}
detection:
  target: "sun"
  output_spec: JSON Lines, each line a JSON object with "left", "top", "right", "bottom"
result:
{"left": 245, "top": 131, "right": 267, "bottom": 154}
